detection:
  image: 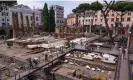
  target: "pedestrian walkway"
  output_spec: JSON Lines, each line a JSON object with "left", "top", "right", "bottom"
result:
{"left": 114, "top": 49, "right": 130, "bottom": 80}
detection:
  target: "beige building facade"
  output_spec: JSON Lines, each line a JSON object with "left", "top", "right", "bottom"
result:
{"left": 78, "top": 10, "right": 133, "bottom": 28}
{"left": 67, "top": 13, "right": 76, "bottom": 26}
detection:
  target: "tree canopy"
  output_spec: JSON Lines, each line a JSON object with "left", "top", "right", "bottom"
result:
{"left": 78, "top": 3, "right": 90, "bottom": 13}
{"left": 111, "top": 1, "right": 133, "bottom": 12}
{"left": 0, "top": 1, "right": 17, "bottom": 12}
{"left": 90, "top": 1, "right": 103, "bottom": 11}
{"left": 42, "top": 3, "right": 49, "bottom": 32}
{"left": 49, "top": 6, "right": 55, "bottom": 32}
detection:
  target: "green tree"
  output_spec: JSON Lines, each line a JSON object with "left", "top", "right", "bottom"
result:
{"left": 0, "top": 1, "right": 17, "bottom": 36}
{"left": 72, "top": 7, "right": 80, "bottom": 26}
{"left": 110, "top": 1, "right": 133, "bottom": 34}
{"left": 77, "top": 3, "right": 90, "bottom": 26}
{"left": 90, "top": 1, "right": 103, "bottom": 33}
{"left": 0, "top": 0, "right": 17, "bottom": 12}
{"left": 49, "top": 6, "right": 55, "bottom": 32}
{"left": 100, "top": 0, "right": 115, "bottom": 40}
{"left": 42, "top": 3, "right": 49, "bottom": 32}
{"left": 72, "top": 3, "right": 90, "bottom": 26}
{"left": 91, "top": 0, "right": 115, "bottom": 41}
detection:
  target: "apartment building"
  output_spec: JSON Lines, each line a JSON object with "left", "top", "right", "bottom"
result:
{"left": 50, "top": 5, "right": 64, "bottom": 26}
{"left": 67, "top": 13, "right": 76, "bottom": 26}
{"left": 78, "top": 10, "right": 133, "bottom": 28}
{"left": 0, "top": 4, "right": 42, "bottom": 28}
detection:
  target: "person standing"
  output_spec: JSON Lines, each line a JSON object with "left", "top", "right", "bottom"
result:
{"left": 27, "top": 58, "right": 33, "bottom": 69}
{"left": 80, "top": 39, "right": 83, "bottom": 46}
{"left": 85, "top": 41, "right": 88, "bottom": 49}
{"left": 45, "top": 54, "right": 48, "bottom": 62}
{"left": 33, "top": 57, "right": 38, "bottom": 67}
{"left": 122, "top": 47, "right": 126, "bottom": 59}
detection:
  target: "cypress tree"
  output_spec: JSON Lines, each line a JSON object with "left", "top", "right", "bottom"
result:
{"left": 42, "top": 3, "right": 49, "bottom": 32}
{"left": 49, "top": 6, "right": 55, "bottom": 32}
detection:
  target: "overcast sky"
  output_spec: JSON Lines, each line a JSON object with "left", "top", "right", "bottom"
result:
{"left": 17, "top": 0, "right": 114, "bottom": 18}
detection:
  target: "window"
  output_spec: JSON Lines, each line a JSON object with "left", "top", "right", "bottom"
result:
{"left": 122, "top": 18, "right": 124, "bottom": 21}
{"left": 36, "top": 23, "right": 38, "bottom": 26}
{"left": 101, "top": 19, "right": 103, "bottom": 22}
{"left": 6, "top": 13, "right": 8, "bottom": 16}
{"left": 2, "top": 18, "right": 4, "bottom": 21}
{"left": 128, "top": 12, "right": 131, "bottom": 16}
{"left": 127, "top": 24, "right": 129, "bottom": 27}
{"left": 111, "top": 24, "right": 113, "bottom": 27}
{"left": 95, "top": 19, "right": 97, "bottom": 22}
{"left": 100, "top": 24, "right": 102, "bottom": 26}
{"left": 111, "top": 18, "right": 114, "bottom": 22}
{"left": 112, "top": 14, "right": 114, "bottom": 16}
{"left": 95, "top": 15, "right": 97, "bottom": 17}
{"left": 89, "top": 19, "right": 90, "bottom": 22}
{"left": 2, "top": 12, "right": 4, "bottom": 16}
{"left": 57, "top": 20, "right": 59, "bottom": 23}
{"left": 116, "top": 18, "right": 119, "bottom": 21}
{"left": 7, "top": 23, "right": 9, "bottom": 25}
{"left": 127, "top": 17, "right": 131, "bottom": 22}
{"left": 86, "top": 20, "right": 87, "bottom": 22}
{"left": 83, "top": 20, "right": 84, "bottom": 22}
{"left": 91, "top": 19, "right": 93, "bottom": 22}
{"left": 7, "top": 19, "right": 9, "bottom": 21}
{"left": 2, "top": 23, "right": 5, "bottom": 26}
{"left": 31, "top": 16, "right": 32, "bottom": 21}
{"left": 36, "top": 17, "right": 38, "bottom": 21}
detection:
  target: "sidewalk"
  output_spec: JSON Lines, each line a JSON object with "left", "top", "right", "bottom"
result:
{"left": 119, "top": 51, "right": 130, "bottom": 80}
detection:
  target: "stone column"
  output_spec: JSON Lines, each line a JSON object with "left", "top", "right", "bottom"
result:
{"left": 20, "top": 12, "right": 24, "bottom": 36}
{"left": 15, "top": 13, "right": 19, "bottom": 38}
{"left": 26, "top": 16, "right": 30, "bottom": 36}
{"left": 99, "top": 30, "right": 102, "bottom": 35}
{"left": 32, "top": 12, "right": 35, "bottom": 35}
{"left": 12, "top": 13, "right": 16, "bottom": 38}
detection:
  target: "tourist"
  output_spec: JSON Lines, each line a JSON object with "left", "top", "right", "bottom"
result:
{"left": 85, "top": 41, "right": 88, "bottom": 49}
{"left": 122, "top": 47, "right": 125, "bottom": 59}
{"left": 27, "top": 58, "right": 33, "bottom": 69}
{"left": 33, "top": 57, "right": 39, "bottom": 67}
{"left": 80, "top": 39, "right": 83, "bottom": 46}
{"left": 45, "top": 54, "right": 48, "bottom": 62}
